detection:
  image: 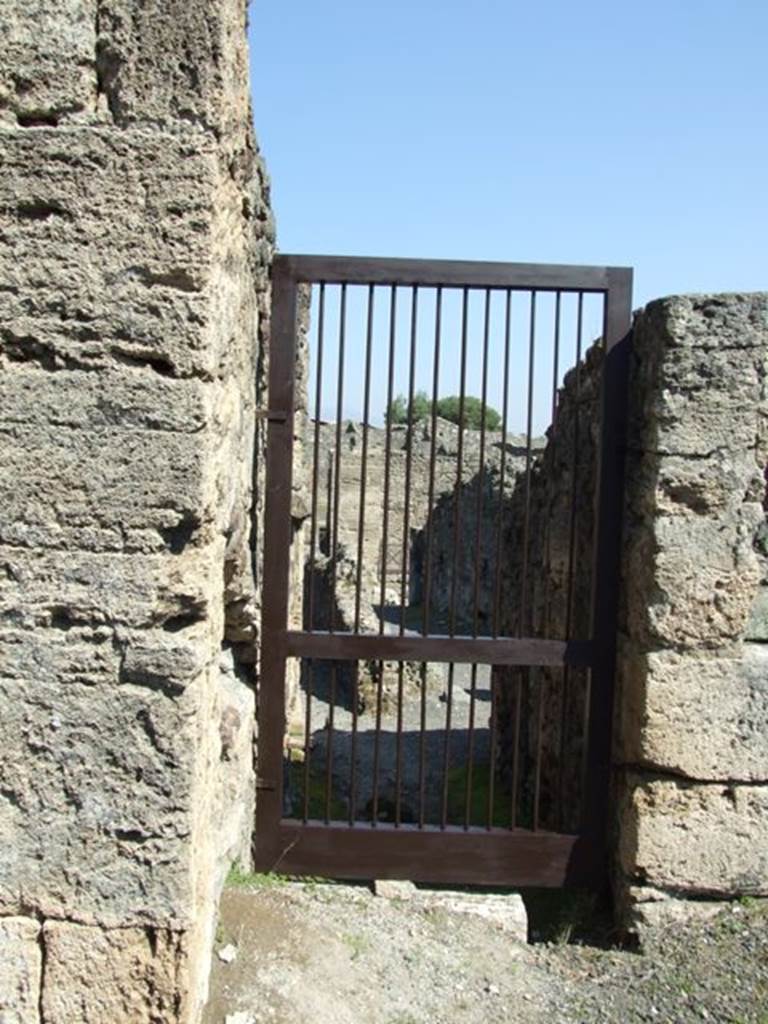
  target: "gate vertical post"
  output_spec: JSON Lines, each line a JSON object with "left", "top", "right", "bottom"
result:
{"left": 256, "top": 256, "right": 298, "bottom": 866}
{"left": 582, "top": 268, "right": 634, "bottom": 868}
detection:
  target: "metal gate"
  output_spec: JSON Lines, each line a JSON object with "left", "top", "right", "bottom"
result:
{"left": 256, "top": 255, "right": 632, "bottom": 887}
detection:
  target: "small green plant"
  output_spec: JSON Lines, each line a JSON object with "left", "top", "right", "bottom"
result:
{"left": 226, "top": 863, "right": 291, "bottom": 889}
{"left": 341, "top": 931, "right": 369, "bottom": 960}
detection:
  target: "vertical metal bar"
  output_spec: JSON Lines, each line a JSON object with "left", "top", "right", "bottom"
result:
{"left": 349, "top": 286, "right": 375, "bottom": 826}
{"left": 532, "top": 667, "right": 543, "bottom": 831}
{"left": 510, "top": 674, "right": 522, "bottom": 829}
{"left": 551, "top": 290, "right": 562, "bottom": 426}
{"left": 378, "top": 286, "right": 398, "bottom": 630}
{"left": 421, "top": 286, "right": 443, "bottom": 637}
{"left": 442, "top": 290, "right": 469, "bottom": 829}
{"left": 448, "top": 289, "right": 469, "bottom": 639}
{"left": 325, "top": 453, "right": 333, "bottom": 557}
{"left": 302, "top": 283, "right": 326, "bottom": 823}
{"left": 373, "top": 288, "right": 398, "bottom": 828}
{"left": 325, "top": 662, "right": 336, "bottom": 823}
{"left": 492, "top": 290, "right": 513, "bottom": 638}
{"left": 558, "top": 293, "right": 584, "bottom": 828}
{"left": 371, "top": 658, "right": 384, "bottom": 827}
{"left": 420, "top": 287, "right": 442, "bottom": 827}
{"left": 418, "top": 660, "right": 428, "bottom": 827}
{"left": 441, "top": 662, "right": 456, "bottom": 828}
{"left": 486, "top": 672, "right": 498, "bottom": 830}
{"left": 395, "top": 661, "right": 405, "bottom": 827}
{"left": 394, "top": 287, "right": 419, "bottom": 829}
{"left": 256, "top": 258, "right": 298, "bottom": 864}
{"left": 488, "top": 290, "right": 511, "bottom": 830}
{"left": 463, "top": 662, "right": 479, "bottom": 830}
{"left": 464, "top": 290, "right": 491, "bottom": 829}
{"left": 582, "top": 271, "right": 633, "bottom": 852}
{"left": 354, "top": 285, "right": 375, "bottom": 630}
{"left": 324, "top": 286, "right": 347, "bottom": 825}
{"left": 307, "top": 283, "right": 326, "bottom": 630}
{"left": 400, "top": 286, "right": 419, "bottom": 635}
{"left": 329, "top": 284, "right": 347, "bottom": 628}
{"left": 519, "top": 291, "right": 537, "bottom": 633}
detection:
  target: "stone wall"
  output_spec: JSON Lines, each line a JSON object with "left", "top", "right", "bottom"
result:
{"left": 490, "top": 293, "right": 768, "bottom": 923}
{"left": 615, "top": 294, "right": 768, "bottom": 931}
{"left": 493, "top": 341, "right": 602, "bottom": 832}
{"left": 0, "top": 2, "right": 272, "bottom": 1021}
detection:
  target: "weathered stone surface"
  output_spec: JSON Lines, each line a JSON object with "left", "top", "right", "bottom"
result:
{"left": 0, "top": 129, "right": 224, "bottom": 380}
{"left": 94, "top": 0, "right": 252, "bottom": 134}
{"left": 617, "top": 643, "right": 768, "bottom": 781}
{"left": 414, "top": 890, "right": 528, "bottom": 943}
{"left": 615, "top": 293, "right": 768, "bottom": 926}
{"left": 619, "top": 886, "right": 725, "bottom": 940}
{"left": 0, "top": 916, "right": 41, "bottom": 1024}
{"left": 1, "top": 0, "right": 270, "bottom": 1017}
{"left": 618, "top": 775, "right": 768, "bottom": 896}
{"left": 0, "top": 662, "right": 198, "bottom": 927}
{"left": 42, "top": 921, "right": 185, "bottom": 1024}
{"left": 0, "top": 0, "right": 97, "bottom": 125}
{"left": 622, "top": 294, "right": 768, "bottom": 653}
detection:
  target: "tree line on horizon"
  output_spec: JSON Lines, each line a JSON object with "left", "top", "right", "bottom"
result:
{"left": 386, "top": 390, "right": 502, "bottom": 431}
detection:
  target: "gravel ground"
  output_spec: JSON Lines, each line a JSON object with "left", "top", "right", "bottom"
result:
{"left": 203, "top": 881, "right": 768, "bottom": 1024}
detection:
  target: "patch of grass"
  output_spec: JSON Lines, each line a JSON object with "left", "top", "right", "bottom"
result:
{"left": 286, "top": 760, "right": 349, "bottom": 822}
{"left": 341, "top": 931, "right": 369, "bottom": 960}
{"left": 226, "top": 863, "right": 292, "bottom": 889}
{"left": 444, "top": 761, "right": 509, "bottom": 828}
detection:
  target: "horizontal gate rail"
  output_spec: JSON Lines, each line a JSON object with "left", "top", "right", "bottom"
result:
{"left": 276, "top": 253, "right": 626, "bottom": 293}
{"left": 286, "top": 631, "right": 593, "bottom": 667}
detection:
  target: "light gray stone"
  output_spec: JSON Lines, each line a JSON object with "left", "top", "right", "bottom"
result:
{"left": 618, "top": 775, "right": 768, "bottom": 897}
{"left": 0, "top": 0, "right": 97, "bottom": 126}
{"left": 617, "top": 643, "right": 768, "bottom": 781}
{"left": 0, "top": 916, "right": 41, "bottom": 1024}
{"left": 42, "top": 921, "right": 186, "bottom": 1024}
{"left": 415, "top": 890, "right": 528, "bottom": 943}
{"left": 373, "top": 879, "right": 418, "bottom": 901}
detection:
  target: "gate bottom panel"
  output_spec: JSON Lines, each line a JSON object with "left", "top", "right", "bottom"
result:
{"left": 256, "top": 822, "right": 603, "bottom": 888}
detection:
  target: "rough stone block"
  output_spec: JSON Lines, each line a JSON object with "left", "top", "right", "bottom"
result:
{"left": 618, "top": 775, "right": 768, "bottom": 896}
{"left": 0, "top": 546, "right": 213, "bottom": 632}
{"left": 0, "top": 656, "right": 208, "bottom": 926}
{"left": 94, "top": 0, "right": 250, "bottom": 135}
{"left": 617, "top": 644, "right": 768, "bottom": 781}
{"left": 0, "top": 128, "right": 225, "bottom": 379}
{"left": 42, "top": 921, "right": 185, "bottom": 1024}
{"left": 0, "top": 0, "right": 97, "bottom": 125}
{"left": 0, "top": 916, "right": 41, "bottom": 1024}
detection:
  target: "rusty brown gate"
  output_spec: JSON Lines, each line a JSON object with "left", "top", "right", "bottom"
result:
{"left": 256, "top": 254, "right": 632, "bottom": 887}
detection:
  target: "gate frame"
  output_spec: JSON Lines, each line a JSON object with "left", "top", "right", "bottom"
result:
{"left": 256, "top": 254, "right": 633, "bottom": 887}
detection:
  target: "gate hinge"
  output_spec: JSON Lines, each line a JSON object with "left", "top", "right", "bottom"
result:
{"left": 254, "top": 409, "right": 288, "bottom": 423}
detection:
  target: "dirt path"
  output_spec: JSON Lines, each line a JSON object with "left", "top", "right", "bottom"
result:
{"left": 203, "top": 881, "right": 768, "bottom": 1024}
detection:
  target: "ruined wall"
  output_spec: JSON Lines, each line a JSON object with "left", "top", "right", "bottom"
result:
{"left": 615, "top": 294, "right": 768, "bottom": 930}
{"left": 0, "top": 2, "right": 273, "bottom": 1020}
{"left": 493, "top": 343, "right": 602, "bottom": 832}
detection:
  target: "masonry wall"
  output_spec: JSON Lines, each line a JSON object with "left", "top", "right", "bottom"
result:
{"left": 0, "top": 2, "right": 272, "bottom": 1021}
{"left": 614, "top": 293, "right": 768, "bottom": 930}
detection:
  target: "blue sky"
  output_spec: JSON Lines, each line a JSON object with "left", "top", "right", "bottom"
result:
{"left": 248, "top": 1, "right": 766, "bottom": 426}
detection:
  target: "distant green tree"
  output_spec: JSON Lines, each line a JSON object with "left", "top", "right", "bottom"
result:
{"left": 386, "top": 392, "right": 502, "bottom": 430}
{"left": 435, "top": 395, "right": 502, "bottom": 430}
{"left": 386, "top": 389, "right": 431, "bottom": 424}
